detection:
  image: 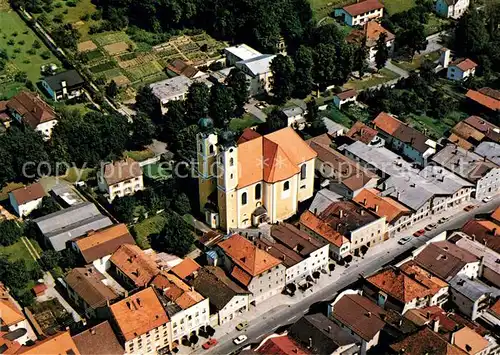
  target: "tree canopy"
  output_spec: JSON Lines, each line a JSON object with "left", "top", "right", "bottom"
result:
{"left": 152, "top": 213, "right": 194, "bottom": 256}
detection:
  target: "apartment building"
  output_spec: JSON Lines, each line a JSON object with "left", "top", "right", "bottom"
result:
{"left": 449, "top": 275, "right": 500, "bottom": 320}
{"left": 432, "top": 143, "right": 500, "bottom": 200}
{"left": 98, "top": 158, "right": 144, "bottom": 201}
{"left": 214, "top": 234, "right": 286, "bottom": 305}
{"left": 110, "top": 287, "right": 171, "bottom": 354}
{"left": 109, "top": 244, "right": 160, "bottom": 289}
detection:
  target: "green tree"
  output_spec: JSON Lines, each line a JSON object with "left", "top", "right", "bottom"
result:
{"left": 293, "top": 46, "right": 314, "bottom": 98}
{"left": 28, "top": 196, "right": 60, "bottom": 219}
{"left": 52, "top": 24, "right": 80, "bottom": 50}
{"left": 270, "top": 54, "right": 295, "bottom": 104}
{"left": 174, "top": 192, "right": 191, "bottom": 215}
{"left": 0, "top": 146, "right": 15, "bottom": 188}
{"left": 173, "top": 124, "right": 200, "bottom": 160}
{"left": 259, "top": 108, "right": 286, "bottom": 134}
{"left": 153, "top": 213, "right": 194, "bottom": 257}
{"left": 106, "top": 80, "right": 118, "bottom": 97}
{"left": 397, "top": 22, "right": 427, "bottom": 59}
{"left": 226, "top": 68, "right": 249, "bottom": 112}
{"left": 353, "top": 41, "right": 369, "bottom": 76}
{"left": 313, "top": 43, "right": 337, "bottom": 87}
{"left": 305, "top": 98, "right": 318, "bottom": 123}
{"left": 375, "top": 32, "right": 389, "bottom": 70}
{"left": 131, "top": 113, "right": 156, "bottom": 147}
{"left": 112, "top": 195, "right": 137, "bottom": 224}
{"left": 209, "top": 84, "right": 235, "bottom": 127}
{"left": 186, "top": 82, "right": 210, "bottom": 123}
{"left": 0, "top": 220, "right": 23, "bottom": 246}
{"left": 135, "top": 85, "right": 161, "bottom": 120}
{"left": 162, "top": 100, "right": 187, "bottom": 142}
{"left": 40, "top": 250, "right": 61, "bottom": 270}
{"left": 455, "top": 9, "right": 489, "bottom": 58}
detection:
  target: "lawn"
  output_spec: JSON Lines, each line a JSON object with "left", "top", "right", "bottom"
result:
{"left": 392, "top": 51, "right": 441, "bottom": 72}
{"left": 47, "top": 0, "right": 100, "bottom": 39}
{"left": 143, "top": 163, "right": 172, "bottom": 180}
{"left": 63, "top": 167, "right": 94, "bottom": 183}
{"left": 229, "top": 113, "right": 262, "bottom": 131}
{"left": 344, "top": 68, "right": 400, "bottom": 90}
{"left": 322, "top": 107, "right": 354, "bottom": 128}
{"left": 424, "top": 13, "right": 450, "bottom": 36}
{"left": 309, "top": 0, "right": 345, "bottom": 20}
{"left": 132, "top": 214, "right": 167, "bottom": 249}
{"left": 405, "top": 110, "right": 467, "bottom": 139}
{"left": 0, "top": 10, "right": 62, "bottom": 98}
{"left": 383, "top": 0, "right": 415, "bottom": 14}
{"left": 125, "top": 149, "right": 155, "bottom": 162}
{"left": 0, "top": 238, "right": 41, "bottom": 271}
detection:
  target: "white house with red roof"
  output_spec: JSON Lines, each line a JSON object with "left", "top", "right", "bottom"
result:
{"left": 334, "top": 0, "right": 384, "bottom": 27}
{"left": 447, "top": 58, "right": 478, "bottom": 81}
{"left": 8, "top": 182, "right": 46, "bottom": 218}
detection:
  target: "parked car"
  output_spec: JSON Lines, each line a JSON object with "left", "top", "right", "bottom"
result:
{"left": 398, "top": 236, "right": 412, "bottom": 245}
{"left": 236, "top": 321, "right": 248, "bottom": 331}
{"left": 425, "top": 223, "right": 437, "bottom": 231}
{"left": 202, "top": 339, "right": 218, "bottom": 350}
{"left": 438, "top": 217, "right": 449, "bottom": 224}
{"left": 234, "top": 335, "right": 248, "bottom": 345}
{"left": 464, "top": 205, "right": 476, "bottom": 212}
{"left": 483, "top": 196, "right": 492, "bottom": 203}
{"left": 413, "top": 229, "right": 425, "bottom": 237}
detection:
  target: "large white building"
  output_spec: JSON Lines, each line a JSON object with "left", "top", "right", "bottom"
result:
{"left": 224, "top": 44, "right": 262, "bottom": 67}
{"left": 98, "top": 158, "right": 144, "bottom": 201}
{"left": 235, "top": 54, "right": 276, "bottom": 95}
{"left": 334, "top": 0, "right": 384, "bottom": 27}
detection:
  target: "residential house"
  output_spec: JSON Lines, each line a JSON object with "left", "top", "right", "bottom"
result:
{"left": 373, "top": 112, "right": 437, "bottom": 165}
{"left": 449, "top": 274, "right": 500, "bottom": 320}
{"left": 448, "top": 116, "right": 500, "bottom": 150}
{"left": 281, "top": 105, "right": 305, "bottom": 127}
{"left": 482, "top": 299, "right": 500, "bottom": 328}
{"left": 307, "top": 200, "right": 386, "bottom": 256}
{"left": 258, "top": 223, "right": 330, "bottom": 285}
{"left": 110, "top": 244, "right": 160, "bottom": 289}
{"left": 390, "top": 327, "right": 467, "bottom": 355}
{"left": 235, "top": 54, "right": 276, "bottom": 95}
{"left": 214, "top": 234, "right": 286, "bottom": 305}
{"left": 191, "top": 266, "right": 250, "bottom": 325}
{"left": 346, "top": 121, "right": 379, "bottom": 145}
{"left": 110, "top": 287, "right": 171, "bottom": 355}
{"left": 346, "top": 21, "right": 395, "bottom": 64}
{"left": 435, "top": 0, "right": 470, "bottom": 19}
{"left": 462, "top": 219, "right": 500, "bottom": 254}
{"left": 6, "top": 91, "right": 57, "bottom": 139}
{"left": 452, "top": 326, "right": 493, "bottom": 355}
{"left": 474, "top": 142, "right": 500, "bottom": 165}
{"left": 72, "top": 321, "right": 124, "bottom": 355}
{"left": 254, "top": 334, "right": 311, "bottom": 355}
{"left": 447, "top": 58, "right": 478, "bottom": 81}
{"left": 362, "top": 263, "right": 449, "bottom": 314}
{"left": 71, "top": 223, "right": 136, "bottom": 272}
{"left": 299, "top": 210, "right": 351, "bottom": 260}
{"left": 322, "top": 119, "right": 347, "bottom": 137}
{"left": 224, "top": 44, "right": 262, "bottom": 66}
{"left": 150, "top": 272, "right": 210, "bottom": 344}
{"left": 166, "top": 59, "right": 205, "bottom": 79}
{"left": 169, "top": 258, "right": 201, "bottom": 283}
{"left": 65, "top": 266, "right": 121, "bottom": 319}
{"left": 17, "top": 331, "right": 80, "bottom": 354}
{"left": 329, "top": 290, "right": 386, "bottom": 355}
{"left": 197, "top": 127, "right": 316, "bottom": 232}
{"left": 307, "top": 134, "right": 379, "bottom": 199}
{"left": 9, "top": 182, "right": 45, "bottom": 218}
{"left": 333, "top": 89, "right": 358, "bottom": 109}
{"left": 432, "top": 143, "right": 500, "bottom": 200}
{"left": 342, "top": 141, "right": 474, "bottom": 227}
{"left": 151, "top": 76, "right": 194, "bottom": 115}
{"left": 413, "top": 241, "right": 480, "bottom": 281}
{"left": 334, "top": 0, "right": 384, "bottom": 27}
{"left": 353, "top": 188, "right": 411, "bottom": 237}
{"left": 449, "top": 231, "right": 500, "bottom": 288}
{"left": 0, "top": 294, "right": 35, "bottom": 345}
{"left": 288, "top": 314, "right": 360, "bottom": 355}
{"left": 98, "top": 158, "right": 144, "bottom": 201}
{"left": 41, "top": 69, "right": 85, "bottom": 101}
{"left": 34, "top": 202, "right": 113, "bottom": 251}
{"left": 466, "top": 88, "right": 500, "bottom": 113}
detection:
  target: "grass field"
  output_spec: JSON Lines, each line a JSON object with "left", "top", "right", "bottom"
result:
{"left": 383, "top": 0, "right": 415, "bottom": 14}
{"left": 393, "top": 50, "right": 441, "bottom": 72}
{"left": 49, "top": 0, "right": 99, "bottom": 39}
{"left": 0, "top": 238, "right": 41, "bottom": 271}
{"left": 133, "top": 214, "right": 167, "bottom": 249}
{"left": 0, "top": 10, "right": 61, "bottom": 98}
{"left": 344, "top": 68, "right": 400, "bottom": 90}
{"left": 63, "top": 167, "right": 94, "bottom": 182}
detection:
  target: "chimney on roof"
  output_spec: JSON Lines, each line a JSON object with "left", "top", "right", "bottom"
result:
{"left": 327, "top": 326, "right": 331, "bottom": 333}
{"left": 363, "top": 198, "right": 367, "bottom": 205}
{"left": 90, "top": 327, "right": 96, "bottom": 335}
{"left": 281, "top": 254, "right": 286, "bottom": 261}
{"left": 293, "top": 349, "right": 298, "bottom": 354}
{"left": 137, "top": 298, "right": 141, "bottom": 307}
{"left": 366, "top": 311, "right": 372, "bottom": 318}
{"left": 360, "top": 209, "right": 365, "bottom": 216}
{"left": 124, "top": 290, "right": 128, "bottom": 298}
{"left": 308, "top": 337, "right": 312, "bottom": 349}
{"left": 314, "top": 208, "right": 318, "bottom": 215}
{"left": 375, "top": 204, "right": 379, "bottom": 212}
{"left": 339, "top": 210, "right": 343, "bottom": 218}
{"left": 126, "top": 301, "right": 131, "bottom": 310}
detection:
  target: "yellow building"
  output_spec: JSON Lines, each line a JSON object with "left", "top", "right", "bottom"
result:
{"left": 197, "top": 126, "right": 317, "bottom": 232}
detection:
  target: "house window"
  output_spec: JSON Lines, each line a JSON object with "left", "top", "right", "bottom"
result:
{"left": 300, "top": 165, "right": 307, "bottom": 180}
{"left": 230, "top": 157, "right": 234, "bottom": 166}
{"left": 242, "top": 192, "right": 247, "bottom": 205}
{"left": 255, "top": 184, "right": 261, "bottom": 199}
{"left": 283, "top": 181, "right": 290, "bottom": 191}
{"left": 209, "top": 145, "right": 214, "bottom": 154}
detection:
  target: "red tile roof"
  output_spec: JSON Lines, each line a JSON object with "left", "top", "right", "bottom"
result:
{"left": 167, "top": 59, "right": 200, "bottom": 79}
{"left": 6, "top": 91, "right": 56, "bottom": 129}
{"left": 18, "top": 331, "right": 80, "bottom": 354}
{"left": 342, "top": 0, "right": 384, "bottom": 16}
{"left": 336, "top": 89, "right": 357, "bottom": 100}
{"left": 218, "top": 234, "right": 282, "bottom": 279}
{"left": 451, "top": 58, "right": 478, "bottom": 71}
{"left": 390, "top": 327, "right": 467, "bottom": 355}
{"left": 72, "top": 321, "right": 124, "bottom": 355}
{"left": 110, "top": 244, "right": 159, "bottom": 288}
{"left": 10, "top": 183, "right": 45, "bottom": 205}
{"left": 466, "top": 89, "right": 500, "bottom": 111}
{"left": 353, "top": 188, "right": 410, "bottom": 224}
{"left": 256, "top": 335, "right": 311, "bottom": 355}
{"left": 110, "top": 287, "right": 169, "bottom": 341}
{"left": 491, "top": 206, "right": 500, "bottom": 223}
{"left": 346, "top": 121, "right": 378, "bottom": 144}
{"left": 169, "top": 258, "right": 201, "bottom": 281}
{"left": 299, "top": 210, "right": 347, "bottom": 248}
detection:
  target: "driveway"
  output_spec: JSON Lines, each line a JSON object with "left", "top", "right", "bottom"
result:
{"left": 385, "top": 60, "right": 410, "bottom": 78}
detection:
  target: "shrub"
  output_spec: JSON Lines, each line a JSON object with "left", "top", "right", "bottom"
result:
{"left": 54, "top": 2, "right": 62, "bottom": 7}
{"left": 13, "top": 48, "right": 21, "bottom": 53}
{"left": 40, "top": 51, "right": 51, "bottom": 59}
{"left": 80, "top": 13, "right": 90, "bottom": 21}
{"left": 66, "top": 0, "right": 77, "bottom": 7}
{"left": 53, "top": 13, "right": 64, "bottom": 22}
{"left": 12, "top": 32, "right": 18, "bottom": 37}
{"left": 7, "top": 39, "right": 15, "bottom": 45}
{"left": 32, "top": 40, "right": 41, "bottom": 49}
{"left": 17, "top": 40, "right": 25, "bottom": 45}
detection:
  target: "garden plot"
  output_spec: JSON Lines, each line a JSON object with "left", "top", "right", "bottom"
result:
{"left": 77, "top": 40, "right": 97, "bottom": 52}
{"left": 125, "top": 60, "right": 164, "bottom": 82}
{"left": 92, "top": 32, "right": 131, "bottom": 46}
{"left": 103, "top": 41, "right": 130, "bottom": 55}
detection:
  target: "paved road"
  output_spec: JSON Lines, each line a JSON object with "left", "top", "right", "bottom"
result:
{"left": 206, "top": 197, "right": 500, "bottom": 355}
